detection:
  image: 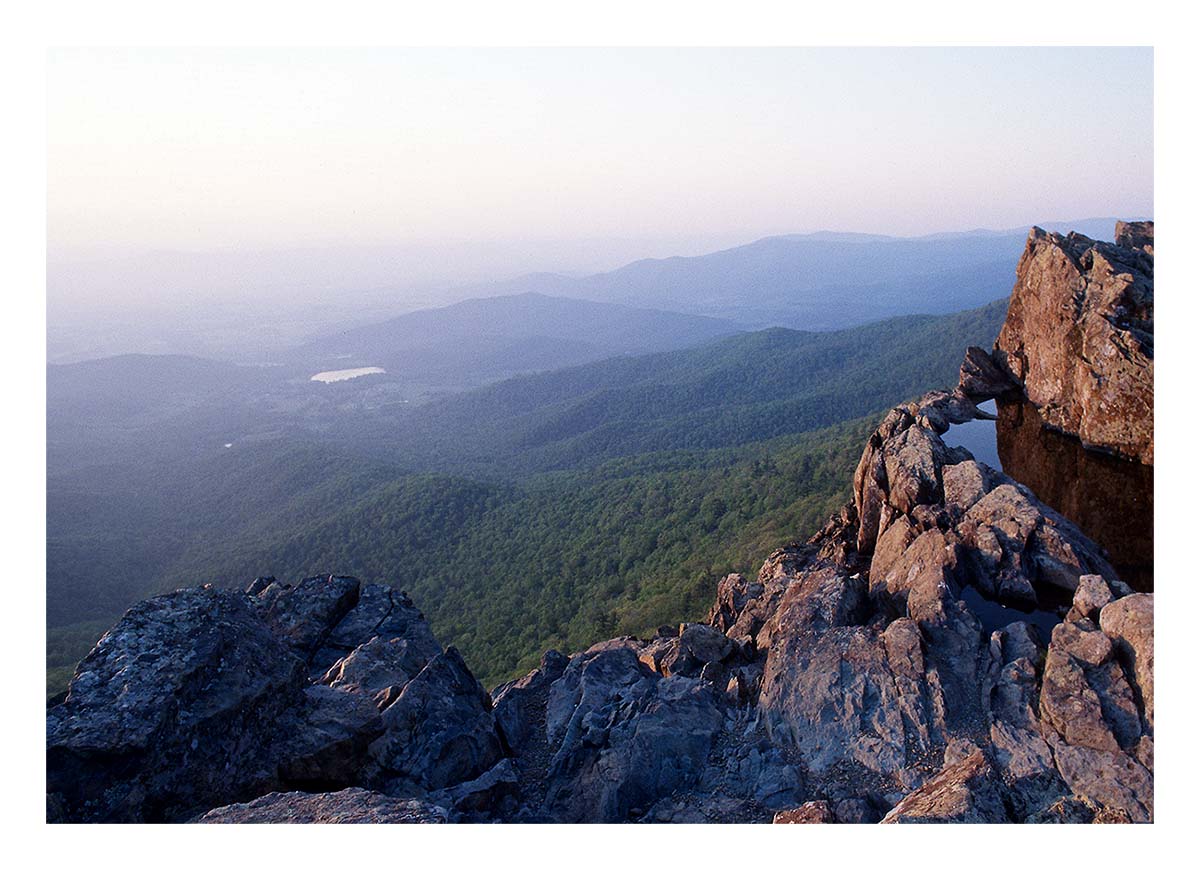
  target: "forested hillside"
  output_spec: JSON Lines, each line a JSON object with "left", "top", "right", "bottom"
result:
{"left": 329, "top": 299, "right": 1010, "bottom": 474}
{"left": 47, "top": 422, "right": 869, "bottom": 691}
{"left": 47, "top": 299, "right": 1008, "bottom": 693}
{"left": 157, "top": 420, "right": 872, "bottom": 685}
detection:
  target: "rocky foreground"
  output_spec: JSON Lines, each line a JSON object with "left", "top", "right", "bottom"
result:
{"left": 47, "top": 223, "right": 1153, "bottom": 824}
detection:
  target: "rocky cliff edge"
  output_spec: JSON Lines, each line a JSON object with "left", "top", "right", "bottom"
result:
{"left": 46, "top": 223, "right": 1154, "bottom": 824}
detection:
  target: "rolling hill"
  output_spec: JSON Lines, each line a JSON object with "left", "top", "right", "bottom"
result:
{"left": 292, "top": 292, "right": 744, "bottom": 391}
{"left": 326, "top": 298, "right": 1010, "bottom": 474}
{"left": 47, "top": 298, "right": 1009, "bottom": 689}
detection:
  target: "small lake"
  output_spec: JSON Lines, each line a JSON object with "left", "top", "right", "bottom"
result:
{"left": 310, "top": 367, "right": 386, "bottom": 384}
{"left": 941, "top": 399, "right": 1000, "bottom": 468}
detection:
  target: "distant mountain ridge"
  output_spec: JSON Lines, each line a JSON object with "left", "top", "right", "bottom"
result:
{"left": 458, "top": 218, "right": 1145, "bottom": 329}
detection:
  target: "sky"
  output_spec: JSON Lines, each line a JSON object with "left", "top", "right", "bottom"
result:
{"left": 45, "top": 44, "right": 1153, "bottom": 362}
{"left": 48, "top": 47, "right": 1153, "bottom": 259}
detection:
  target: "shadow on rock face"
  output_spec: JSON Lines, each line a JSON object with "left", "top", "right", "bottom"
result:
{"left": 996, "top": 398, "right": 1153, "bottom": 592}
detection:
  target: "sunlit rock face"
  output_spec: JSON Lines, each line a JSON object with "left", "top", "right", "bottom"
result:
{"left": 993, "top": 222, "right": 1153, "bottom": 465}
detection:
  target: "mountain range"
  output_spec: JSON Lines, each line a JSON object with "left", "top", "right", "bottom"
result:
{"left": 46, "top": 219, "right": 1129, "bottom": 693}
{"left": 456, "top": 218, "right": 1136, "bottom": 328}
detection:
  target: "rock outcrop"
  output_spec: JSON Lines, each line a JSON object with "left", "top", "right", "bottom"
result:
{"left": 993, "top": 222, "right": 1153, "bottom": 464}
{"left": 46, "top": 587, "right": 306, "bottom": 822}
{"left": 47, "top": 221, "right": 1153, "bottom": 823}
{"left": 537, "top": 640, "right": 724, "bottom": 822}
{"left": 47, "top": 578, "right": 502, "bottom": 822}
{"left": 991, "top": 396, "right": 1154, "bottom": 591}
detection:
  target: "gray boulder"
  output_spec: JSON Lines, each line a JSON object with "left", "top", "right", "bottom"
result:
{"left": 259, "top": 575, "right": 361, "bottom": 656}
{"left": 47, "top": 587, "right": 305, "bottom": 822}
{"left": 368, "top": 647, "right": 504, "bottom": 793}
{"left": 275, "top": 685, "right": 383, "bottom": 789}
{"left": 540, "top": 643, "right": 723, "bottom": 822}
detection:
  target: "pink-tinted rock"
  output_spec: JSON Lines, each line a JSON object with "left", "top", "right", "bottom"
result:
{"left": 994, "top": 224, "right": 1153, "bottom": 464}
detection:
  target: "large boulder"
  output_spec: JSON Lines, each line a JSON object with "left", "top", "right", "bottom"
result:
{"left": 955, "top": 482, "right": 1119, "bottom": 604}
{"left": 320, "top": 636, "right": 435, "bottom": 698}
{"left": 47, "top": 587, "right": 306, "bottom": 822}
{"left": 758, "top": 567, "right": 937, "bottom": 777}
{"left": 1046, "top": 740, "right": 1153, "bottom": 823}
{"left": 274, "top": 686, "right": 384, "bottom": 789}
{"left": 993, "top": 223, "right": 1153, "bottom": 464}
{"left": 368, "top": 647, "right": 504, "bottom": 793}
{"left": 1040, "top": 620, "right": 1141, "bottom": 753}
{"left": 259, "top": 575, "right": 361, "bottom": 657}
{"left": 540, "top": 642, "right": 723, "bottom": 822}
{"left": 1034, "top": 609, "right": 1153, "bottom": 822}
{"left": 311, "top": 584, "right": 443, "bottom": 682}
{"left": 1099, "top": 594, "right": 1154, "bottom": 732}
{"left": 46, "top": 575, "right": 522, "bottom": 822}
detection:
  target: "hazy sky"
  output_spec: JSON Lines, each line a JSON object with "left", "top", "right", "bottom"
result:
{"left": 49, "top": 47, "right": 1152, "bottom": 257}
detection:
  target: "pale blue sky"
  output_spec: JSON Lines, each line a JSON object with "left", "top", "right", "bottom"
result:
{"left": 48, "top": 47, "right": 1152, "bottom": 255}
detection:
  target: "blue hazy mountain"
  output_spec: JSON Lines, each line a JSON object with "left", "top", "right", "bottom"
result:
{"left": 463, "top": 219, "right": 1139, "bottom": 328}
{"left": 293, "top": 292, "right": 744, "bottom": 390}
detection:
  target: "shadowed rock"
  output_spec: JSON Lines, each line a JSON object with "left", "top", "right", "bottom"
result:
{"left": 540, "top": 642, "right": 723, "bottom": 822}
{"left": 368, "top": 647, "right": 504, "bottom": 793}
{"left": 994, "top": 397, "right": 1154, "bottom": 591}
{"left": 47, "top": 587, "right": 306, "bottom": 822}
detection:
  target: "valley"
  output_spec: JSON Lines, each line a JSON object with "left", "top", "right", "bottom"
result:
{"left": 47, "top": 297, "right": 1008, "bottom": 693}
